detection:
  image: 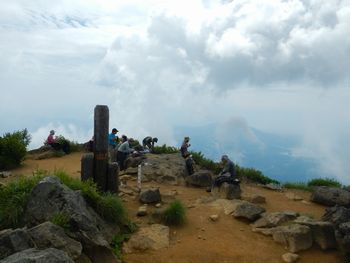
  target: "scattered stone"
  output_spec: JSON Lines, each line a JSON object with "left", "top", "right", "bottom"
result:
{"left": 282, "top": 252, "right": 299, "bottom": 263}
{"left": 0, "top": 229, "right": 35, "bottom": 260}
{"left": 297, "top": 221, "right": 336, "bottom": 250}
{"left": 161, "top": 192, "right": 177, "bottom": 204}
{"left": 155, "top": 203, "right": 162, "bottom": 208}
{"left": 272, "top": 224, "right": 313, "bottom": 253}
{"left": 249, "top": 194, "right": 266, "bottom": 204}
{"left": 285, "top": 192, "right": 303, "bottom": 201}
{"left": 139, "top": 188, "right": 161, "bottom": 204}
{"left": 294, "top": 215, "right": 314, "bottom": 224}
{"left": 209, "top": 199, "right": 242, "bottom": 215}
{"left": 119, "top": 186, "right": 135, "bottom": 195}
{"left": 28, "top": 222, "right": 82, "bottom": 260}
{"left": 252, "top": 227, "right": 278, "bottom": 236}
{"left": 209, "top": 215, "right": 219, "bottom": 222}
{"left": 0, "top": 248, "right": 74, "bottom": 263}
{"left": 232, "top": 201, "right": 266, "bottom": 222}
{"left": 263, "top": 183, "right": 283, "bottom": 191}
{"left": 212, "top": 183, "right": 241, "bottom": 200}
{"left": 311, "top": 186, "right": 350, "bottom": 207}
{"left": 197, "top": 235, "right": 202, "bottom": 239}
{"left": 252, "top": 211, "right": 299, "bottom": 228}
{"left": 0, "top": 171, "right": 11, "bottom": 178}
{"left": 137, "top": 206, "right": 148, "bottom": 217}
{"left": 301, "top": 200, "right": 311, "bottom": 205}
{"left": 185, "top": 170, "right": 213, "bottom": 187}
{"left": 124, "top": 224, "right": 169, "bottom": 252}
{"left": 187, "top": 204, "right": 196, "bottom": 209}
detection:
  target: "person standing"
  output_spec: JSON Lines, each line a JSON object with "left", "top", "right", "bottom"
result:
{"left": 117, "top": 135, "right": 133, "bottom": 171}
{"left": 180, "top": 136, "right": 191, "bottom": 158}
{"left": 108, "top": 128, "right": 119, "bottom": 161}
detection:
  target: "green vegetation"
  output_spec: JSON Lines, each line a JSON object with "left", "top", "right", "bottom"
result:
{"left": 55, "top": 135, "right": 81, "bottom": 153}
{"left": 163, "top": 200, "right": 186, "bottom": 226}
{"left": 50, "top": 212, "right": 71, "bottom": 231}
{"left": 111, "top": 233, "right": 131, "bottom": 262}
{"left": 236, "top": 166, "right": 280, "bottom": 185}
{"left": 283, "top": 182, "right": 310, "bottom": 191}
{"left": 0, "top": 175, "right": 43, "bottom": 229}
{"left": 190, "top": 151, "right": 221, "bottom": 174}
{"left": 0, "top": 170, "right": 128, "bottom": 230}
{"left": 153, "top": 144, "right": 179, "bottom": 154}
{"left": 0, "top": 129, "right": 31, "bottom": 170}
{"left": 307, "top": 178, "right": 341, "bottom": 188}
{"left": 283, "top": 177, "right": 342, "bottom": 191}
{"left": 54, "top": 170, "right": 127, "bottom": 224}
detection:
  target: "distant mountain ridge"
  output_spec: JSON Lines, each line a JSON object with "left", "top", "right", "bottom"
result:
{"left": 174, "top": 124, "right": 328, "bottom": 183}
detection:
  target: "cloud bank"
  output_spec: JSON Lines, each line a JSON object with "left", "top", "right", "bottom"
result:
{"left": 0, "top": 0, "right": 349, "bottom": 182}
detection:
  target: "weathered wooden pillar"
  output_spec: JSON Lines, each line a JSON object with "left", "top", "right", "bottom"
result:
{"left": 107, "top": 162, "right": 119, "bottom": 193}
{"left": 94, "top": 105, "right": 109, "bottom": 191}
{"left": 81, "top": 152, "right": 94, "bottom": 181}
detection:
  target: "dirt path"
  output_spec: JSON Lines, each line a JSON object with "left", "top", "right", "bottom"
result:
{"left": 4, "top": 153, "right": 348, "bottom": 263}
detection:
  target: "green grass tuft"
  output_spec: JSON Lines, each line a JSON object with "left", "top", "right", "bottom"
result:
{"left": 0, "top": 175, "right": 43, "bottom": 229}
{"left": 50, "top": 212, "right": 71, "bottom": 231}
{"left": 153, "top": 144, "right": 179, "bottom": 154}
{"left": 283, "top": 182, "right": 310, "bottom": 191}
{"left": 163, "top": 200, "right": 186, "bottom": 226}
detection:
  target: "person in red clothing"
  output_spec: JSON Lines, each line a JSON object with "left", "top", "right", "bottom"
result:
{"left": 47, "top": 130, "right": 70, "bottom": 154}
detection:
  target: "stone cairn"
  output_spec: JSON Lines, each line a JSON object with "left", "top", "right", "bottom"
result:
{"left": 81, "top": 105, "right": 119, "bottom": 193}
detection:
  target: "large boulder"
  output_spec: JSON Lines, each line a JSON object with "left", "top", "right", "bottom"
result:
{"left": 272, "top": 224, "right": 313, "bottom": 253}
{"left": 232, "top": 201, "right": 265, "bottom": 221}
{"left": 0, "top": 229, "right": 35, "bottom": 260}
{"left": 322, "top": 206, "right": 350, "bottom": 226}
{"left": 124, "top": 224, "right": 169, "bottom": 253}
{"left": 139, "top": 188, "right": 161, "bottom": 204}
{"left": 27, "top": 222, "right": 82, "bottom": 260}
{"left": 311, "top": 187, "right": 350, "bottom": 207}
{"left": 185, "top": 170, "right": 212, "bottom": 187}
{"left": 212, "top": 183, "right": 241, "bottom": 200}
{"left": 252, "top": 211, "right": 299, "bottom": 228}
{"left": 0, "top": 248, "right": 73, "bottom": 263}
{"left": 23, "top": 176, "right": 118, "bottom": 263}
{"left": 337, "top": 222, "right": 350, "bottom": 253}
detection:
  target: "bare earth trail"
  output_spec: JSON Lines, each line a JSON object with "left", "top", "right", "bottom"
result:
{"left": 6, "top": 152, "right": 348, "bottom": 263}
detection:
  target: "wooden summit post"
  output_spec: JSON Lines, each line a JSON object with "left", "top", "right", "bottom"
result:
{"left": 93, "top": 105, "right": 109, "bottom": 192}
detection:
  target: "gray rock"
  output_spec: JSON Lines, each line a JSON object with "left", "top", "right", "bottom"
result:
{"left": 27, "top": 222, "right": 82, "bottom": 259}
{"left": 185, "top": 170, "right": 212, "bottom": 187}
{"left": 124, "top": 224, "right": 169, "bottom": 253}
{"left": 23, "top": 176, "right": 118, "bottom": 263}
{"left": 0, "top": 229, "right": 35, "bottom": 260}
{"left": 263, "top": 183, "right": 283, "bottom": 191}
{"left": 136, "top": 206, "right": 148, "bottom": 217}
{"left": 232, "top": 201, "right": 265, "bottom": 222}
{"left": 139, "top": 188, "right": 161, "bottom": 204}
{"left": 297, "top": 221, "right": 336, "bottom": 250}
{"left": 0, "top": 248, "right": 74, "bottom": 263}
{"left": 311, "top": 187, "right": 350, "bottom": 207}
{"left": 249, "top": 194, "right": 266, "bottom": 204}
{"left": 337, "top": 222, "right": 350, "bottom": 253}
{"left": 273, "top": 224, "right": 313, "bottom": 253}
{"left": 322, "top": 206, "right": 350, "bottom": 226}
{"left": 252, "top": 211, "right": 299, "bottom": 228}
{"left": 282, "top": 253, "right": 299, "bottom": 263}
{"left": 212, "top": 183, "right": 241, "bottom": 200}
{"left": 0, "top": 171, "right": 11, "bottom": 178}
{"left": 156, "top": 175, "right": 178, "bottom": 185}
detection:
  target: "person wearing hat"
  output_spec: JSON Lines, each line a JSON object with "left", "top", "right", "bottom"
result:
{"left": 46, "top": 130, "right": 70, "bottom": 154}
{"left": 207, "top": 155, "right": 239, "bottom": 192}
{"left": 180, "top": 136, "right": 191, "bottom": 158}
{"left": 108, "top": 128, "right": 119, "bottom": 161}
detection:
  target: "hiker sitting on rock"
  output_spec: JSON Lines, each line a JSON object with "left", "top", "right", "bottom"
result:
{"left": 142, "top": 136, "right": 158, "bottom": 152}
{"left": 117, "top": 135, "right": 133, "bottom": 171}
{"left": 46, "top": 130, "right": 70, "bottom": 154}
{"left": 180, "top": 136, "right": 191, "bottom": 158}
{"left": 208, "top": 155, "right": 239, "bottom": 192}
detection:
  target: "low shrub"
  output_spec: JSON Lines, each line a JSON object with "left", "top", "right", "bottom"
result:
{"left": 190, "top": 151, "right": 221, "bottom": 174}
{"left": 307, "top": 178, "right": 342, "bottom": 188}
{"left": 55, "top": 136, "right": 81, "bottom": 153}
{"left": 153, "top": 144, "right": 179, "bottom": 154}
{"left": 236, "top": 166, "right": 279, "bottom": 185}
{"left": 283, "top": 182, "right": 310, "bottom": 191}
{"left": 0, "top": 175, "right": 43, "bottom": 229}
{"left": 0, "top": 129, "right": 31, "bottom": 169}
{"left": 163, "top": 200, "right": 186, "bottom": 226}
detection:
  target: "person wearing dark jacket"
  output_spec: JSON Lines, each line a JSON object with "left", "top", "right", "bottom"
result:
{"left": 180, "top": 136, "right": 191, "bottom": 158}
{"left": 142, "top": 136, "right": 158, "bottom": 152}
{"left": 208, "top": 155, "right": 239, "bottom": 191}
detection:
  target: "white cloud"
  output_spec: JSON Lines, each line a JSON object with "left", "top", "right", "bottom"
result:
{"left": 1, "top": 0, "right": 350, "bottom": 182}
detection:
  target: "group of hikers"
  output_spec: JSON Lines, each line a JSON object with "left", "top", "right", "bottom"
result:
{"left": 47, "top": 129, "right": 239, "bottom": 190}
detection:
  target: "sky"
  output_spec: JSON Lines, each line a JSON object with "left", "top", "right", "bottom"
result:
{"left": 0, "top": 0, "right": 349, "bottom": 182}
